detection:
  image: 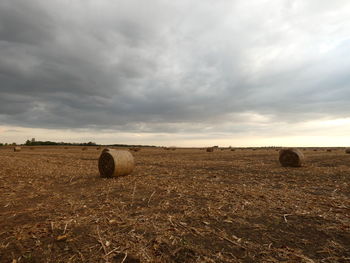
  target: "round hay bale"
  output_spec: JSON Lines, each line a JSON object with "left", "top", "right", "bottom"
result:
{"left": 230, "top": 149, "right": 235, "bottom": 152}
{"left": 206, "top": 147, "right": 214, "bottom": 152}
{"left": 345, "top": 148, "right": 350, "bottom": 154}
{"left": 130, "top": 147, "right": 141, "bottom": 152}
{"left": 13, "top": 147, "right": 21, "bottom": 152}
{"left": 82, "top": 147, "right": 87, "bottom": 151}
{"left": 326, "top": 149, "right": 332, "bottom": 152}
{"left": 279, "top": 148, "right": 304, "bottom": 167}
{"left": 98, "top": 150, "right": 134, "bottom": 177}
{"left": 102, "top": 148, "right": 115, "bottom": 153}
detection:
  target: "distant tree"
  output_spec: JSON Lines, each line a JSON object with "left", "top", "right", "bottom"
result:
{"left": 25, "top": 139, "right": 31, "bottom": 146}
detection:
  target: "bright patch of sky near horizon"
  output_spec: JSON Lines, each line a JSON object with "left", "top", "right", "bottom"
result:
{"left": 0, "top": 0, "right": 350, "bottom": 146}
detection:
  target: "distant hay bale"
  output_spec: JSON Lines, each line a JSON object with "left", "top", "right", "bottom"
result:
{"left": 82, "top": 147, "right": 87, "bottom": 151}
{"left": 279, "top": 148, "right": 304, "bottom": 167}
{"left": 98, "top": 150, "right": 134, "bottom": 177}
{"left": 130, "top": 147, "right": 141, "bottom": 152}
{"left": 206, "top": 147, "right": 214, "bottom": 152}
{"left": 345, "top": 148, "right": 350, "bottom": 154}
{"left": 326, "top": 149, "right": 332, "bottom": 152}
{"left": 96, "top": 147, "right": 101, "bottom": 150}
{"left": 231, "top": 149, "right": 235, "bottom": 151}
{"left": 13, "top": 147, "right": 21, "bottom": 152}
{"left": 102, "top": 148, "right": 114, "bottom": 153}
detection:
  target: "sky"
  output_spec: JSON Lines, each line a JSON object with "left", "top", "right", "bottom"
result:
{"left": 1, "top": 0, "right": 350, "bottom": 147}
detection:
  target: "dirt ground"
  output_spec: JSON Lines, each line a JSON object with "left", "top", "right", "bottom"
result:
{"left": 0, "top": 146, "right": 349, "bottom": 263}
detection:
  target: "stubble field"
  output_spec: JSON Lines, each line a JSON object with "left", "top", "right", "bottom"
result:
{"left": 0, "top": 146, "right": 349, "bottom": 262}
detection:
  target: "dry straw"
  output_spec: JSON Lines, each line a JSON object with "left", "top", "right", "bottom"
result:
{"left": 98, "top": 150, "right": 134, "bottom": 177}
{"left": 345, "top": 148, "right": 350, "bottom": 154}
{"left": 279, "top": 148, "right": 304, "bottom": 167}
{"left": 13, "top": 147, "right": 21, "bottom": 152}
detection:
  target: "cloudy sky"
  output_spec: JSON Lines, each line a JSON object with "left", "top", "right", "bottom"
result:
{"left": 1, "top": 0, "right": 350, "bottom": 146}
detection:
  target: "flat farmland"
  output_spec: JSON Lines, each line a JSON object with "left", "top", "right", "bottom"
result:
{"left": 0, "top": 147, "right": 349, "bottom": 262}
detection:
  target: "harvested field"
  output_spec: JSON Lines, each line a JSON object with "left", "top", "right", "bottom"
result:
{"left": 0, "top": 146, "right": 349, "bottom": 262}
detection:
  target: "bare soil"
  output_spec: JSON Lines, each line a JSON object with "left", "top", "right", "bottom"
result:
{"left": 0, "top": 147, "right": 349, "bottom": 262}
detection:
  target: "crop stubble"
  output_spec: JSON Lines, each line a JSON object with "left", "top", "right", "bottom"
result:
{"left": 0, "top": 147, "right": 349, "bottom": 262}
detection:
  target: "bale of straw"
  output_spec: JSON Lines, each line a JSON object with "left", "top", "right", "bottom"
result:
{"left": 231, "top": 149, "right": 235, "bottom": 151}
{"left": 345, "top": 148, "right": 350, "bottom": 154}
{"left": 82, "top": 147, "right": 87, "bottom": 151}
{"left": 206, "top": 147, "right": 214, "bottom": 152}
{"left": 13, "top": 147, "right": 21, "bottom": 152}
{"left": 102, "top": 148, "right": 115, "bottom": 153}
{"left": 326, "top": 149, "right": 332, "bottom": 152}
{"left": 98, "top": 150, "right": 134, "bottom": 177}
{"left": 130, "top": 147, "right": 141, "bottom": 152}
{"left": 279, "top": 148, "right": 304, "bottom": 167}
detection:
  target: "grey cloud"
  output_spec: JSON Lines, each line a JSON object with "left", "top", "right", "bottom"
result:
{"left": 0, "top": 0, "right": 350, "bottom": 134}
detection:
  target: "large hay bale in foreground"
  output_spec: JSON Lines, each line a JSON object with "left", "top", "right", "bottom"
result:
{"left": 13, "top": 147, "right": 21, "bottom": 152}
{"left": 279, "top": 148, "right": 304, "bottom": 167}
{"left": 345, "top": 148, "right": 350, "bottom": 154}
{"left": 98, "top": 150, "right": 134, "bottom": 177}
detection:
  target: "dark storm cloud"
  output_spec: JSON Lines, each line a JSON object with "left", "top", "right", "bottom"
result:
{"left": 1, "top": 0, "right": 350, "bottom": 133}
